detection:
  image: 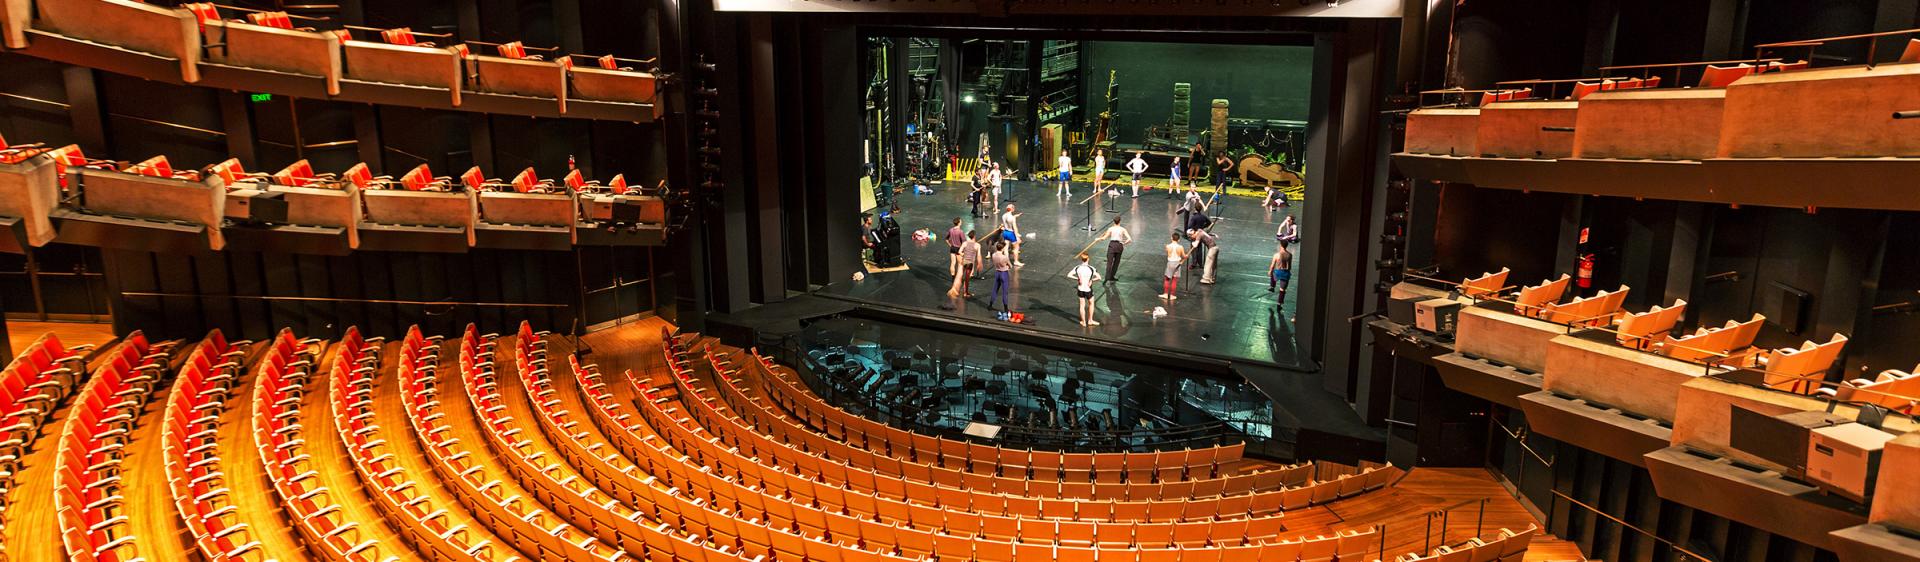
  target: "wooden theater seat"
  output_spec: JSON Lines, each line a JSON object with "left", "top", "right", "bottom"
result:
{"left": 1541, "top": 285, "right": 1629, "bottom": 327}
{"left": 128, "top": 155, "right": 201, "bottom": 181}
{"left": 1513, "top": 275, "right": 1570, "bottom": 319}
{"left": 1459, "top": 268, "right": 1510, "bottom": 298}
{"left": 1833, "top": 367, "right": 1920, "bottom": 413}
{"left": 1698, "top": 63, "right": 1756, "bottom": 88}
{"left": 1658, "top": 314, "right": 1764, "bottom": 363}
{"left": 1615, "top": 300, "right": 1686, "bottom": 349}
{"left": 395, "top": 163, "right": 452, "bottom": 191}
{"left": 1759, "top": 334, "right": 1848, "bottom": 394}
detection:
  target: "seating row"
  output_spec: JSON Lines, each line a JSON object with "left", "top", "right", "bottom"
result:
{"left": 55, "top": 332, "right": 172, "bottom": 562}
{"left": 556, "top": 327, "right": 1388, "bottom": 561}
{"left": 160, "top": 330, "right": 270, "bottom": 561}
{"left": 745, "top": 345, "right": 1256, "bottom": 482}
{"left": 1384, "top": 525, "right": 1535, "bottom": 562}
{"left": 656, "top": 337, "right": 1402, "bottom": 521}
{"left": 328, "top": 326, "right": 522, "bottom": 560}
{"left": 12, "top": 0, "right": 658, "bottom": 118}
{"left": 392, "top": 325, "right": 627, "bottom": 560}
{"left": 0, "top": 137, "right": 666, "bottom": 253}
{"left": 523, "top": 325, "right": 1296, "bottom": 555}
{"left": 0, "top": 332, "right": 94, "bottom": 511}
{"left": 1832, "top": 366, "right": 1920, "bottom": 414}
{"left": 251, "top": 327, "right": 410, "bottom": 562}
{"left": 702, "top": 344, "right": 1316, "bottom": 502}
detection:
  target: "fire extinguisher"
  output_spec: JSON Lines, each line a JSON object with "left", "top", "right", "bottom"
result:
{"left": 1577, "top": 253, "right": 1595, "bottom": 289}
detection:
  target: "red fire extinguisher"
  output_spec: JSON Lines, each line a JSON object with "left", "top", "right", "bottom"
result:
{"left": 1577, "top": 254, "right": 1595, "bottom": 289}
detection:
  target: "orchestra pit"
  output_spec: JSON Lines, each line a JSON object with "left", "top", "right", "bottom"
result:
{"left": 0, "top": 1, "right": 1915, "bottom": 562}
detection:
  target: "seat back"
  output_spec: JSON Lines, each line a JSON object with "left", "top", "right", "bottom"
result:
{"left": 381, "top": 27, "right": 418, "bottom": 46}
{"left": 1460, "top": 267, "right": 1510, "bottom": 298}
{"left": 274, "top": 159, "right": 315, "bottom": 187}
{"left": 563, "top": 169, "right": 586, "bottom": 191}
{"left": 609, "top": 174, "right": 628, "bottom": 192}
{"left": 459, "top": 166, "right": 487, "bottom": 191}
{"left": 1572, "top": 81, "right": 1601, "bottom": 100}
{"left": 1903, "top": 38, "right": 1920, "bottom": 63}
{"left": 130, "top": 155, "right": 175, "bottom": 178}
{"left": 342, "top": 163, "right": 372, "bottom": 189}
{"left": 1698, "top": 64, "right": 1755, "bottom": 88}
{"left": 207, "top": 158, "right": 247, "bottom": 188}
{"left": 1617, "top": 300, "right": 1687, "bottom": 349}
{"left": 400, "top": 164, "right": 434, "bottom": 191}
{"left": 597, "top": 54, "right": 620, "bottom": 70}
{"left": 246, "top": 11, "right": 295, "bottom": 29}
{"left": 510, "top": 168, "right": 539, "bottom": 193}
{"left": 1515, "top": 275, "right": 1570, "bottom": 318}
{"left": 497, "top": 41, "right": 529, "bottom": 59}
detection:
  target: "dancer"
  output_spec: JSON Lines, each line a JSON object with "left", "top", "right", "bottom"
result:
{"left": 1000, "top": 204, "right": 1025, "bottom": 267}
{"left": 1189, "top": 227, "right": 1220, "bottom": 284}
{"left": 1096, "top": 216, "right": 1131, "bottom": 284}
{"left": 968, "top": 176, "right": 985, "bottom": 218}
{"left": 1091, "top": 149, "right": 1107, "bottom": 195}
{"left": 1071, "top": 252, "right": 1102, "bottom": 326}
{"left": 1275, "top": 214, "right": 1300, "bottom": 250}
{"left": 1167, "top": 156, "right": 1183, "bottom": 198}
{"left": 1160, "top": 233, "right": 1187, "bottom": 301}
{"left": 989, "top": 241, "right": 1013, "bottom": 311}
{"left": 949, "top": 229, "right": 983, "bottom": 298}
{"left": 1212, "top": 151, "right": 1234, "bottom": 202}
{"left": 946, "top": 218, "right": 965, "bottom": 277}
{"left": 1056, "top": 151, "right": 1074, "bottom": 198}
{"left": 1126, "top": 151, "right": 1148, "bottom": 198}
{"left": 1270, "top": 243, "right": 1293, "bottom": 306}
{"left": 988, "top": 162, "right": 1004, "bottom": 209}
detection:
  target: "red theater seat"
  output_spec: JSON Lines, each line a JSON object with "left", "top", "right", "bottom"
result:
{"left": 129, "top": 155, "right": 201, "bottom": 181}
{"left": 1697, "top": 64, "right": 1755, "bottom": 88}
{"left": 274, "top": 160, "right": 316, "bottom": 187}
{"left": 245, "top": 11, "right": 297, "bottom": 30}
{"left": 398, "top": 164, "right": 451, "bottom": 191}
{"left": 1571, "top": 81, "right": 1602, "bottom": 100}
{"left": 1904, "top": 38, "right": 1920, "bottom": 63}
{"left": 381, "top": 27, "right": 423, "bottom": 47}
{"left": 342, "top": 163, "right": 375, "bottom": 189}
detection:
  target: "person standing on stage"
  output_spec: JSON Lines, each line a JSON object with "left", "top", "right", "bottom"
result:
{"left": 1168, "top": 156, "right": 1183, "bottom": 198}
{"left": 1189, "top": 141, "right": 1207, "bottom": 181}
{"left": 1057, "top": 152, "right": 1074, "bottom": 198}
{"left": 1161, "top": 233, "right": 1188, "bottom": 301}
{"left": 989, "top": 241, "right": 1013, "bottom": 311}
{"left": 1000, "top": 204, "right": 1025, "bottom": 267}
{"left": 1091, "top": 149, "right": 1106, "bottom": 195}
{"left": 1212, "top": 151, "right": 1234, "bottom": 201}
{"left": 1269, "top": 243, "right": 1293, "bottom": 305}
{"left": 1126, "top": 152, "right": 1148, "bottom": 198}
{"left": 1096, "top": 216, "right": 1131, "bottom": 284}
{"left": 1189, "top": 228, "right": 1220, "bottom": 285}
{"left": 1071, "top": 253, "right": 1102, "bottom": 326}
{"left": 1275, "top": 214, "right": 1300, "bottom": 250}
{"left": 950, "top": 230, "right": 983, "bottom": 298}
{"left": 946, "top": 218, "right": 966, "bottom": 277}
{"left": 988, "top": 162, "right": 1004, "bottom": 208}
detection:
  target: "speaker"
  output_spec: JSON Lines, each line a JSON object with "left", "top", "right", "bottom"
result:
{"left": 224, "top": 189, "right": 289, "bottom": 224}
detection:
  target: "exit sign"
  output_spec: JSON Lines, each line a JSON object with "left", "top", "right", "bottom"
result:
{"left": 249, "top": 93, "right": 273, "bottom": 103}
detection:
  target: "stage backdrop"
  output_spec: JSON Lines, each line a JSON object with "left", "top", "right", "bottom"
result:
{"left": 1081, "top": 41, "right": 1312, "bottom": 146}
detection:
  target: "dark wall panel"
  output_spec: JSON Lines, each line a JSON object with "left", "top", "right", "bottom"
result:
{"left": 1428, "top": 185, "right": 1567, "bottom": 285}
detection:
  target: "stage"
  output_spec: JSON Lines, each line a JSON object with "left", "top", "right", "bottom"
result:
{"left": 822, "top": 178, "right": 1309, "bottom": 369}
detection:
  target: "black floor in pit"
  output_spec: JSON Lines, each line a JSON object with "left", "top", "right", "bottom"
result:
{"left": 823, "top": 178, "right": 1308, "bottom": 369}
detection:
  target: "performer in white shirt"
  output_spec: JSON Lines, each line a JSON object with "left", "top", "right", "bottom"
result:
{"left": 1126, "top": 152, "right": 1148, "bottom": 198}
{"left": 1091, "top": 150, "right": 1106, "bottom": 194}
{"left": 1071, "top": 252, "right": 1102, "bottom": 326}
{"left": 1095, "top": 216, "right": 1132, "bottom": 283}
{"left": 1056, "top": 153, "right": 1073, "bottom": 198}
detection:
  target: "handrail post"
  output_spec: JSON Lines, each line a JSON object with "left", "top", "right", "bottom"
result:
{"left": 1476, "top": 497, "right": 1487, "bottom": 539}
{"left": 1424, "top": 511, "right": 1434, "bottom": 553}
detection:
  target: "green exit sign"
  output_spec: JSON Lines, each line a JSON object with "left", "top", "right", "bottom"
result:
{"left": 249, "top": 93, "right": 273, "bottom": 103}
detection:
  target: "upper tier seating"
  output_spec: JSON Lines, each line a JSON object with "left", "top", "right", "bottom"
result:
{"left": 1513, "top": 275, "right": 1571, "bottom": 319}
{"left": 1657, "top": 314, "right": 1764, "bottom": 364}
{"left": 1459, "top": 268, "right": 1510, "bottom": 299}
{"left": 1615, "top": 300, "right": 1687, "bottom": 350}
{"left": 1540, "top": 285, "right": 1629, "bottom": 327}
{"left": 1757, "top": 334, "right": 1849, "bottom": 394}
{"left": 1832, "top": 366, "right": 1920, "bottom": 413}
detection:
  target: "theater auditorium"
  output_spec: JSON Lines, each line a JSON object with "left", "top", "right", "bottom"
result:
{"left": 0, "top": 1, "right": 1915, "bottom": 561}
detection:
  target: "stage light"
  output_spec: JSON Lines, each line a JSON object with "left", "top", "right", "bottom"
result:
{"left": 963, "top": 94, "right": 975, "bottom": 103}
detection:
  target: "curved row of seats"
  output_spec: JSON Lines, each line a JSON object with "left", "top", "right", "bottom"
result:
{"left": 526, "top": 323, "right": 1282, "bottom": 554}
{"left": 251, "top": 327, "right": 411, "bottom": 561}
{"left": 56, "top": 332, "right": 172, "bottom": 562}
{"left": 660, "top": 339, "right": 1398, "bottom": 519}
{"left": 160, "top": 330, "right": 266, "bottom": 560}
{"left": 396, "top": 325, "right": 626, "bottom": 560}
{"left": 330, "top": 326, "right": 521, "bottom": 560}
{"left": 569, "top": 325, "right": 1389, "bottom": 561}
{"left": 0, "top": 332, "right": 92, "bottom": 510}
{"left": 1383, "top": 525, "right": 1535, "bottom": 562}
{"left": 11, "top": 0, "right": 657, "bottom": 117}
{"left": 751, "top": 349, "right": 1251, "bottom": 481}
{"left": 0, "top": 322, "right": 1505, "bottom": 562}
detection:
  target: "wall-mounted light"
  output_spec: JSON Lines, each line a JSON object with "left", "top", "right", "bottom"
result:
{"left": 963, "top": 94, "right": 975, "bottom": 104}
